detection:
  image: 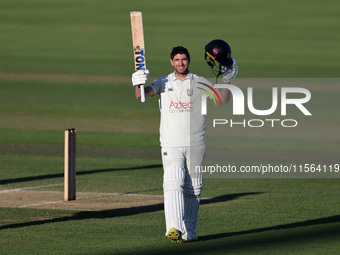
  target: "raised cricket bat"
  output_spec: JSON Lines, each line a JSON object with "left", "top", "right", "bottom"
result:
{"left": 130, "top": 11, "right": 146, "bottom": 103}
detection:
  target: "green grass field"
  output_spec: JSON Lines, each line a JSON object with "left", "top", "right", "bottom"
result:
{"left": 0, "top": 0, "right": 339, "bottom": 254}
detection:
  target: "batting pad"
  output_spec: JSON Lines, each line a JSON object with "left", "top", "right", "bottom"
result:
{"left": 184, "top": 193, "right": 200, "bottom": 235}
{"left": 183, "top": 172, "right": 202, "bottom": 235}
{"left": 163, "top": 166, "right": 185, "bottom": 235}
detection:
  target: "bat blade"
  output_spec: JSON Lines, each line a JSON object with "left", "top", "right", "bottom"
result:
{"left": 130, "top": 11, "right": 146, "bottom": 103}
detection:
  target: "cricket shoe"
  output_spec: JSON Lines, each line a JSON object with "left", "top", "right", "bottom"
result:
{"left": 167, "top": 228, "right": 183, "bottom": 244}
{"left": 182, "top": 231, "right": 198, "bottom": 242}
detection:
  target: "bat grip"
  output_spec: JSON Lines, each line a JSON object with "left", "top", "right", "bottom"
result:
{"left": 140, "top": 84, "right": 145, "bottom": 103}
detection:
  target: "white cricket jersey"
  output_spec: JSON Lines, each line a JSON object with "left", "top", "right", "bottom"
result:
{"left": 149, "top": 72, "right": 213, "bottom": 147}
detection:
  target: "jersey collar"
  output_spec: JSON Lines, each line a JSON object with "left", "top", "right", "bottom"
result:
{"left": 170, "top": 71, "right": 193, "bottom": 82}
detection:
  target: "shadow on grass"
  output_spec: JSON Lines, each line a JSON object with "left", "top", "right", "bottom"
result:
{"left": 2, "top": 192, "right": 339, "bottom": 254}
{"left": 135, "top": 215, "right": 340, "bottom": 255}
{"left": 0, "top": 192, "right": 261, "bottom": 230}
{"left": 0, "top": 164, "right": 162, "bottom": 185}
{"left": 199, "top": 214, "right": 340, "bottom": 241}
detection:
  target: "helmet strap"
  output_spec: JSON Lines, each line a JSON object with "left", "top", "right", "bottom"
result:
{"left": 205, "top": 53, "right": 225, "bottom": 83}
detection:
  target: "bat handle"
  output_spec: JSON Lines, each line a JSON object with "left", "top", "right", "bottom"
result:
{"left": 140, "top": 84, "right": 145, "bottom": 103}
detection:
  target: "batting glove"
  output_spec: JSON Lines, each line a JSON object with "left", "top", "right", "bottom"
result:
{"left": 222, "top": 57, "right": 238, "bottom": 83}
{"left": 132, "top": 70, "right": 149, "bottom": 86}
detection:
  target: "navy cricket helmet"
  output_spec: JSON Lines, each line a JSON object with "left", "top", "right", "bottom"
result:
{"left": 205, "top": 39, "right": 233, "bottom": 77}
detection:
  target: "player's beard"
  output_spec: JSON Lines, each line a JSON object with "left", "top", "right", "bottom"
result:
{"left": 174, "top": 65, "right": 189, "bottom": 76}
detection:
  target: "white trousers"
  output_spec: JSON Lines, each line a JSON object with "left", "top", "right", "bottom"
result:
{"left": 161, "top": 145, "right": 205, "bottom": 236}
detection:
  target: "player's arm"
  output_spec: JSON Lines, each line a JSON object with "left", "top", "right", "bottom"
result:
{"left": 216, "top": 56, "right": 238, "bottom": 104}
{"left": 132, "top": 70, "right": 155, "bottom": 99}
{"left": 216, "top": 87, "right": 230, "bottom": 104}
{"left": 135, "top": 85, "right": 154, "bottom": 99}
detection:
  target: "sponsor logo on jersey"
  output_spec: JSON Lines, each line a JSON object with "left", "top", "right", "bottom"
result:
{"left": 169, "top": 101, "right": 194, "bottom": 113}
{"left": 169, "top": 101, "right": 193, "bottom": 109}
